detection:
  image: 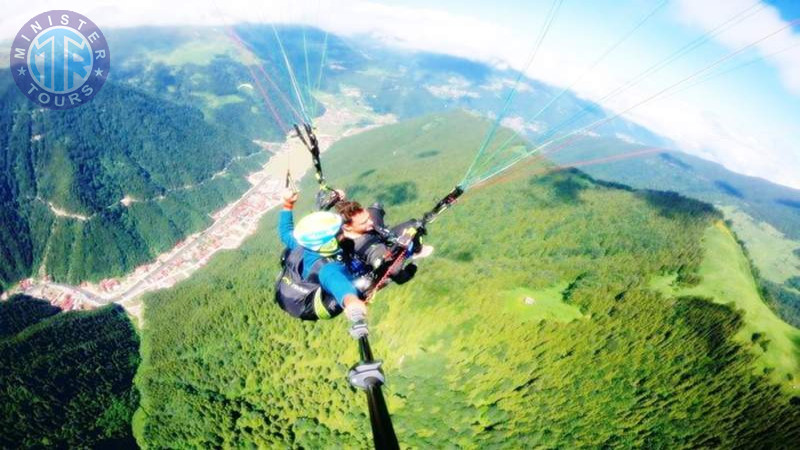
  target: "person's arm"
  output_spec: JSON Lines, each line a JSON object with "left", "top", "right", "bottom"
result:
{"left": 279, "top": 189, "right": 299, "bottom": 249}
{"left": 318, "top": 263, "right": 359, "bottom": 306}
{"left": 318, "top": 263, "right": 367, "bottom": 322}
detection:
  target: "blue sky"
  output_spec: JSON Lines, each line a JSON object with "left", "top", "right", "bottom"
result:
{"left": 765, "top": 0, "right": 800, "bottom": 26}
{"left": 2, "top": 0, "right": 798, "bottom": 188}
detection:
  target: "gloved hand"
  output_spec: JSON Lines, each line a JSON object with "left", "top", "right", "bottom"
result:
{"left": 344, "top": 297, "right": 369, "bottom": 339}
{"left": 316, "top": 188, "right": 342, "bottom": 210}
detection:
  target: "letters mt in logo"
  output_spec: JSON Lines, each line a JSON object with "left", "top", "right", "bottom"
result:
{"left": 10, "top": 10, "right": 110, "bottom": 110}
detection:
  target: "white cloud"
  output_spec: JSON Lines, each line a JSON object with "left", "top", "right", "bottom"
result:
{"left": 425, "top": 76, "right": 480, "bottom": 100}
{"left": 674, "top": 0, "right": 800, "bottom": 96}
{"left": 628, "top": 0, "right": 800, "bottom": 189}
{"left": 426, "top": 86, "right": 479, "bottom": 100}
{"left": 615, "top": 133, "right": 640, "bottom": 145}
{"left": 500, "top": 116, "right": 545, "bottom": 135}
{"left": 625, "top": 97, "right": 800, "bottom": 189}
{"left": 482, "top": 77, "right": 534, "bottom": 93}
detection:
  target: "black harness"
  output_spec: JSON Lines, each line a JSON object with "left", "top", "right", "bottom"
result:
{"left": 274, "top": 247, "right": 344, "bottom": 321}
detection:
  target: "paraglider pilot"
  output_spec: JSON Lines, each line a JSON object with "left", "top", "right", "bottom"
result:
{"left": 274, "top": 188, "right": 368, "bottom": 333}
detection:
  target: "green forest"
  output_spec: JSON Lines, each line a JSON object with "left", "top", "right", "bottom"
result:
{"left": 0, "top": 80, "right": 267, "bottom": 289}
{"left": 131, "top": 111, "right": 800, "bottom": 448}
{"left": 0, "top": 296, "right": 140, "bottom": 448}
{"left": 547, "top": 140, "right": 800, "bottom": 328}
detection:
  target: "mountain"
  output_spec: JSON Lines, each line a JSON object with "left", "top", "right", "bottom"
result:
{"left": 0, "top": 25, "right": 360, "bottom": 291}
{"left": 107, "top": 24, "right": 671, "bottom": 155}
{"left": 0, "top": 80, "right": 266, "bottom": 289}
{"left": 326, "top": 39, "right": 670, "bottom": 148}
{"left": 544, "top": 138, "right": 800, "bottom": 326}
{"left": 133, "top": 111, "right": 800, "bottom": 447}
{"left": 107, "top": 25, "right": 351, "bottom": 142}
{"left": 546, "top": 138, "right": 800, "bottom": 239}
{"left": 0, "top": 295, "right": 139, "bottom": 448}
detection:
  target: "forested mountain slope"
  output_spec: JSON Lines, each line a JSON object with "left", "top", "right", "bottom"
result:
{"left": 109, "top": 25, "right": 344, "bottom": 141}
{"left": 0, "top": 81, "right": 265, "bottom": 289}
{"left": 134, "top": 111, "right": 800, "bottom": 448}
{"left": 548, "top": 139, "right": 800, "bottom": 327}
{"left": 0, "top": 296, "right": 140, "bottom": 448}
{"left": 549, "top": 138, "right": 800, "bottom": 239}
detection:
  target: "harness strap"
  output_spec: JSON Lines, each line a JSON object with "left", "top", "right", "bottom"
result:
{"left": 312, "top": 289, "right": 332, "bottom": 319}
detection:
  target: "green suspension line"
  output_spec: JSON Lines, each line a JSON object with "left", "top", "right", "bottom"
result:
{"left": 459, "top": 0, "right": 563, "bottom": 188}
{"left": 271, "top": 23, "right": 312, "bottom": 124}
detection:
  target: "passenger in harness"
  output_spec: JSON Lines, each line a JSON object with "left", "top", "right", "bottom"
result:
{"left": 275, "top": 189, "right": 367, "bottom": 325}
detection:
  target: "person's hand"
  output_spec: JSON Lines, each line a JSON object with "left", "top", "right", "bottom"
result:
{"left": 345, "top": 295, "right": 369, "bottom": 339}
{"left": 334, "top": 189, "right": 346, "bottom": 200}
{"left": 282, "top": 189, "right": 299, "bottom": 209}
{"left": 344, "top": 295, "right": 367, "bottom": 323}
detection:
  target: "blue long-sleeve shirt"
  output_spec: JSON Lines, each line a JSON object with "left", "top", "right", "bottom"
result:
{"left": 279, "top": 210, "right": 358, "bottom": 306}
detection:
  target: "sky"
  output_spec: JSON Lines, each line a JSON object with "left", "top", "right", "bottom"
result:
{"left": 2, "top": 0, "right": 799, "bottom": 189}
